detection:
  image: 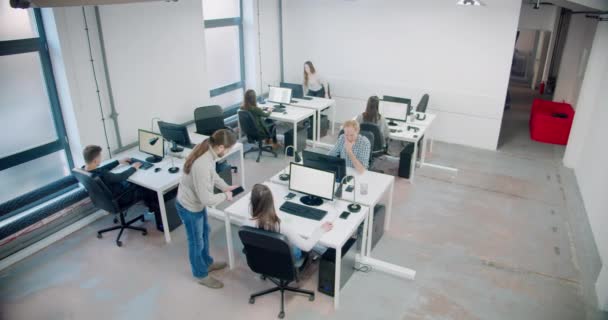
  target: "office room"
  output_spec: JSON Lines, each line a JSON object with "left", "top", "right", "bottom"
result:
{"left": 1, "top": 0, "right": 607, "bottom": 319}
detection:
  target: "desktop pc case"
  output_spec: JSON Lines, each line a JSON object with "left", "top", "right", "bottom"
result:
{"left": 318, "top": 237, "right": 357, "bottom": 296}
{"left": 150, "top": 188, "right": 182, "bottom": 232}
{"left": 357, "top": 204, "right": 386, "bottom": 251}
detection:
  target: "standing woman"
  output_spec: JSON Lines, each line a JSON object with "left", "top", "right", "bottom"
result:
{"left": 356, "top": 95, "right": 390, "bottom": 143}
{"left": 303, "top": 61, "right": 328, "bottom": 98}
{"left": 176, "top": 129, "right": 239, "bottom": 289}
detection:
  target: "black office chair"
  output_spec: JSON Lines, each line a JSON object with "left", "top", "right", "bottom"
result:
{"left": 416, "top": 94, "right": 429, "bottom": 113}
{"left": 239, "top": 226, "right": 314, "bottom": 319}
{"left": 194, "top": 105, "right": 229, "bottom": 136}
{"left": 72, "top": 168, "right": 147, "bottom": 247}
{"left": 360, "top": 123, "right": 386, "bottom": 157}
{"left": 238, "top": 110, "right": 278, "bottom": 162}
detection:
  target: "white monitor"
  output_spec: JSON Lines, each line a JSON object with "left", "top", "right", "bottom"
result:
{"left": 138, "top": 129, "right": 164, "bottom": 158}
{"left": 268, "top": 86, "right": 292, "bottom": 105}
{"left": 379, "top": 100, "right": 408, "bottom": 121}
{"left": 289, "top": 163, "right": 335, "bottom": 204}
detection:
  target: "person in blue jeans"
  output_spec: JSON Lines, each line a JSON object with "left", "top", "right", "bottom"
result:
{"left": 246, "top": 184, "right": 333, "bottom": 267}
{"left": 176, "top": 129, "right": 239, "bottom": 289}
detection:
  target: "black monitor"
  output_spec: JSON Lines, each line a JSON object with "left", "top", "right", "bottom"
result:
{"left": 157, "top": 121, "right": 193, "bottom": 152}
{"left": 280, "top": 82, "right": 304, "bottom": 99}
{"left": 289, "top": 163, "right": 335, "bottom": 206}
{"left": 302, "top": 150, "right": 346, "bottom": 183}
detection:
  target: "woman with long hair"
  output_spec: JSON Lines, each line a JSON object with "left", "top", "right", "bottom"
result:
{"left": 247, "top": 184, "right": 332, "bottom": 262}
{"left": 241, "top": 89, "right": 281, "bottom": 149}
{"left": 176, "top": 129, "right": 238, "bottom": 289}
{"left": 303, "top": 61, "right": 327, "bottom": 98}
{"left": 355, "top": 95, "right": 389, "bottom": 144}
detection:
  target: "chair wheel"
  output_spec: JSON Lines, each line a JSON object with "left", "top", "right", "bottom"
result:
{"left": 142, "top": 231, "right": 148, "bottom": 236}
{"left": 249, "top": 297, "right": 255, "bottom": 304}
{"left": 113, "top": 218, "right": 118, "bottom": 223}
{"left": 278, "top": 311, "right": 285, "bottom": 319}
{"left": 140, "top": 216, "right": 145, "bottom": 222}
{"left": 97, "top": 233, "right": 102, "bottom": 239}
{"left": 116, "top": 240, "right": 123, "bottom": 247}
{"left": 309, "top": 294, "right": 315, "bottom": 301}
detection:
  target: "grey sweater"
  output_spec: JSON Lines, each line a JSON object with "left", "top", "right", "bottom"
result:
{"left": 177, "top": 148, "right": 230, "bottom": 212}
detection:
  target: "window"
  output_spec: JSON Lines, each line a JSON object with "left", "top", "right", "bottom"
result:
{"left": 0, "top": 6, "right": 73, "bottom": 207}
{"left": 203, "top": 0, "right": 245, "bottom": 110}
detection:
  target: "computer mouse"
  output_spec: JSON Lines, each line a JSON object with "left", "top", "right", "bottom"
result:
{"left": 154, "top": 167, "right": 162, "bottom": 173}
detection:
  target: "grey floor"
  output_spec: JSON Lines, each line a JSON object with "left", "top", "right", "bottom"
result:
{"left": 1, "top": 85, "right": 606, "bottom": 320}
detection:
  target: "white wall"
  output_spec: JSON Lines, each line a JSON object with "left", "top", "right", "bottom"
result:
{"left": 553, "top": 14, "right": 597, "bottom": 107}
{"left": 563, "top": 22, "right": 608, "bottom": 312}
{"left": 281, "top": 0, "right": 521, "bottom": 150}
{"left": 44, "top": 0, "right": 209, "bottom": 165}
{"left": 518, "top": 3, "right": 559, "bottom": 31}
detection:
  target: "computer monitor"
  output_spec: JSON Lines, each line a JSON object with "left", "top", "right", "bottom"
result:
{"left": 157, "top": 121, "right": 193, "bottom": 152}
{"left": 280, "top": 82, "right": 304, "bottom": 99}
{"left": 379, "top": 100, "right": 408, "bottom": 125}
{"left": 138, "top": 129, "right": 164, "bottom": 163}
{"left": 268, "top": 86, "right": 292, "bottom": 106}
{"left": 302, "top": 150, "right": 346, "bottom": 183}
{"left": 289, "top": 163, "right": 335, "bottom": 206}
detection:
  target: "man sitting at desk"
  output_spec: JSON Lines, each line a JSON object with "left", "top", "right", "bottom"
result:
{"left": 328, "top": 120, "right": 370, "bottom": 174}
{"left": 82, "top": 145, "right": 149, "bottom": 207}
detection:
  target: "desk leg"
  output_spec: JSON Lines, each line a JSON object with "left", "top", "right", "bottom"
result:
{"left": 237, "top": 118, "right": 242, "bottom": 139}
{"left": 316, "top": 110, "right": 321, "bottom": 141}
{"left": 384, "top": 181, "right": 394, "bottom": 231}
{"left": 331, "top": 104, "right": 336, "bottom": 135}
{"left": 421, "top": 136, "right": 428, "bottom": 164}
{"left": 157, "top": 191, "right": 171, "bottom": 243}
{"left": 361, "top": 211, "right": 369, "bottom": 258}
{"left": 410, "top": 143, "right": 417, "bottom": 184}
{"left": 293, "top": 122, "right": 298, "bottom": 151}
{"left": 366, "top": 201, "right": 377, "bottom": 257}
{"left": 239, "top": 147, "right": 246, "bottom": 187}
{"left": 333, "top": 245, "right": 342, "bottom": 309}
{"left": 224, "top": 212, "right": 235, "bottom": 270}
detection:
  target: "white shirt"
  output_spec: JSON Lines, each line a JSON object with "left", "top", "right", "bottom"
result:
{"left": 303, "top": 73, "right": 324, "bottom": 93}
{"left": 244, "top": 217, "right": 324, "bottom": 252}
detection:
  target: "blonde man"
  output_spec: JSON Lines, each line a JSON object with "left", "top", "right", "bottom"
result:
{"left": 328, "top": 120, "right": 371, "bottom": 174}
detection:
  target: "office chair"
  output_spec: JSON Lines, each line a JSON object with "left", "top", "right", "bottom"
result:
{"left": 194, "top": 105, "right": 229, "bottom": 136}
{"left": 416, "top": 94, "right": 429, "bottom": 113}
{"left": 72, "top": 168, "right": 147, "bottom": 247}
{"left": 238, "top": 110, "right": 278, "bottom": 162}
{"left": 360, "top": 123, "right": 386, "bottom": 158}
{"left": 239, "top": 226, "right": 315, "bottom": 319}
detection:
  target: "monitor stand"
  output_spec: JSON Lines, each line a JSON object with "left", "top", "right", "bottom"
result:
{"left": 170, "top": 141, "right": 184, "bottom": 153}
{"left": 146, "top": 155, "right": 163, "bottom": 163}
{"left": 279, "top": 173, "right": 290, "bottom": 181}
{"left": 387, "top": 119, "right": 398, "bottom": 126}
{"left": 300, "top": 195, "right": 323, "bottom": 207}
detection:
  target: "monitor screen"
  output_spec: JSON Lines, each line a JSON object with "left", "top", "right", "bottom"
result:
{"left": 268, "top": 86, "right": 292, "bottom": 104}
{"left": 289, "top": 163, "right": 335, "bottom": 201}
{"left": 302, "top": 150, "right": 346, "bottom": 182}
{"left": 280, "top": 82, "right": 303, "bottom": 99}
{"left": 379, "top": 100, "right": 408, "bottom": 121}
{"left": 139, "top": 129, "right": 164, "bottom": 158}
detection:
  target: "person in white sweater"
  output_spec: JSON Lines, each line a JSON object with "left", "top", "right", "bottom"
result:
{"left": 246, "top": 184, "right": 333, "bottom": 265}
{"left": 176, "top": 129, "right": 239, "bottom": 289}
{"left": 303, "top": 61, "right": 328, "bottom": 98}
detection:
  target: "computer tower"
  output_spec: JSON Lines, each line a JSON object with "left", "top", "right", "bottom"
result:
{"left": 151, "top": 188, "right": 182, "bottom": 232}
{"left": 398, "top": 143, "right": 415, "bottom": 179}
{"left": 357, "top": 204, "right": 386, "bottom": 251}
{"left": 318, "top": 237, "right": 357, "bottom": 296}
{"left": 284, "top": 126, "right": 307, "bottom": 153}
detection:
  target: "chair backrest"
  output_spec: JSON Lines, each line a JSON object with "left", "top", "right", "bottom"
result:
{"left": 194, "top": 105, "right": 225, "bottom": 136}
{"left": 417, "top": 94, "right": 429, "bottom": 113}
{"left": 72, "top": 168, "right": 119, "bottom": 213}
{"left": 238, "top": 226, "right": 297, "bottom": 282}
{"left": 359, "top": 131, "right": 375, "bottom": 162}
{"left": 360, "top": 123, "right": 384, "bottom": 153}
{"left": 238, "top": 110, "right": 263, "bottom": 142}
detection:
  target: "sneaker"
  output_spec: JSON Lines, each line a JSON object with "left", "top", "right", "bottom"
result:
{"left": 208, "top": 261, "right": 227, "bottom": 273}
{"left": 198, "top": 276, "right": 224, "bottom": 289}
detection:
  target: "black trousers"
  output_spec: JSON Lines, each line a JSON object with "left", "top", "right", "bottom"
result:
{"left": 307, "top": 87, "right": 325, "bottom": 97}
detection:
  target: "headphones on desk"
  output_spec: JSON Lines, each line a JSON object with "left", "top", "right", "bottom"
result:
{"left": 416, "top": 113, "right": 427, "bottom": 121}
{"left": 407, "top": 126, "right": 420, "bottom": 133}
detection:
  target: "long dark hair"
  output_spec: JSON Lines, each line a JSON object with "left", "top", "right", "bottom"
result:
{"left": 242, "top": 89, "right": 257, "bottom": 110}
{"left": 363, "top": 96, "right": 380, "bottom": 123}
{"left": 250, "top": 184, "right": 280, "bottom": 232}
{"left": 303, "top": 61, "right": 316, "bottom": 87}
{"left": 184, "top": 129, "right": 236, "bottom": 174}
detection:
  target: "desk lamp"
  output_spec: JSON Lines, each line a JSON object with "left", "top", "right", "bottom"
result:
{"left": 336, "top": 175, "right": 361, "bottom": 213}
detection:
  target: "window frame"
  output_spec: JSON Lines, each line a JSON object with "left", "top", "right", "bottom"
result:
{"left": 203, "top": 0, "right": 245, "bottom": 99}
{"left": 0, "top": 9, "right": 74, "bottom": 195}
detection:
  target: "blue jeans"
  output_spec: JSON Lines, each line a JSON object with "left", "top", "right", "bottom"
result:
{"left": 176, "top": 201, "right": 213, "bottom": 278}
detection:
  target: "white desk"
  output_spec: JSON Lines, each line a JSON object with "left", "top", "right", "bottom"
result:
{"left": 113, "top": 132, "right": 245, "bottom": 243}
{"left": 270, "top": 166, "right": 395, "bottom": 256}
{"left": 255, "top": 104, "right": 315, "bottom": 152}
{"left": 288, "top": 97, "right": 336, "bottom": 142}
{"left": 223, "top": 182, "right": 369, "bottom": 309}
{"left": 388, "top": 114, "right": 433, "bottom": 183}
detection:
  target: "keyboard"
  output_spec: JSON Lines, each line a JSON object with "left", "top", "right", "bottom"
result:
{"left": 130, "top": 158, "right": 153, "bottom": 170}
{"left": 280, "top": 201, "right": 327, "bottom": 221}
{"left": 300, "top": 96, "right": 313, "bottom": 100}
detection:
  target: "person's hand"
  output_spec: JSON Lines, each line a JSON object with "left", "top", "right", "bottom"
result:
{"left": 119, "top": 157, "right": 131, "bottom": 165}
{"left": 321, "top": 222, "right": 333, "bottom": 232}
{"left": 344, "top": 139, "right": 354, "bottom": 154}
{"left": 131, "top": 162, "right": 142, "bottom": 170}
{"left": 226, "top": 185, "right": 239, "bottom": 192}
{"left": 225, "top": 191, "right": 233, "bottom": 201}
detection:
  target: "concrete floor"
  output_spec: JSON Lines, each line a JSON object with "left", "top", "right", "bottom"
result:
{"left": 1, "top": 86, "right": 606, "bottom": 319}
